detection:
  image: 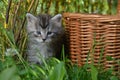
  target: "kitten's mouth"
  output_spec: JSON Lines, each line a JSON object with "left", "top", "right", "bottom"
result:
{"left": 41, "top": 40, "right": 47, "bottom": 43}
{"left": 41, "top": 40, "right": 50, "bottom": 43}
{"left": 41, "top": 41, "right": 45, "bottom": 43}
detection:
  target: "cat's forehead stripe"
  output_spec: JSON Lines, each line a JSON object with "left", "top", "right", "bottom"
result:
{"left": 37, "top": 14, "right": 51, "bottom": 29}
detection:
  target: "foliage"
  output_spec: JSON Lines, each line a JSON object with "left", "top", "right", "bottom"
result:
{"left": 0, "top": 56, "right": 67, "bottom": 80}
{"left": 0, "top": 0, "right": 119, "bottom": 80}
{"left": 0, "top": 56, "right": 119, "bottom": 80}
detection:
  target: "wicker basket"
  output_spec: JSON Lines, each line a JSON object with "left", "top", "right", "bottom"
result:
{"left": 63, "top": 13, "right": 120, "bottom": 71}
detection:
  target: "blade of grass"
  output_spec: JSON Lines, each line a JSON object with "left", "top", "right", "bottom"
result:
{"left": 90, "top": 64, "right": 98, "bottom": 80}
{"left": 48, "top": 62, "right": 66, "bottom": 80}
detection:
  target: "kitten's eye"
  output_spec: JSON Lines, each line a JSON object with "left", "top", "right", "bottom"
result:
{"left": 47, "top": 32, "right": 52, "bottom": 35}
{"left": 36, "top": 31, "right": 41, "bottom": 35}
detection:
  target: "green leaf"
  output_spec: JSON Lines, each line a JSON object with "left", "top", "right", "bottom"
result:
{"left": 29, "top": 68, "right": 39, "bottom": 78}
{"left": 48, "top": 62, "right": 66, "bottom": 80}
{"left": 90, "top": 64, "right": 98, "bottom": 80}
{"left": 106, "top": 56, "right": 114, "bottom": 61}
{"left": 102, "top": 0, "right": 109, "bottom": 14}
{"left": 35, "top": 65, "right": 46, "bottom": 76}
{"left": 0, "top": 65, "right": 21, "bottom": 80}
{"left": 110, "top": 76, "right": 118, "bottom": 80}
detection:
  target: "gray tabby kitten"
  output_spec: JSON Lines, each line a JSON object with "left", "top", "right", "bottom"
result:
{"left": 26, "top": 13, "right": 64, "bottom": 64}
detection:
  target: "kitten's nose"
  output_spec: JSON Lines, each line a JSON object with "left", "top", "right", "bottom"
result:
{"left": 42, "top": 39, "right": 46, "bottom": 41}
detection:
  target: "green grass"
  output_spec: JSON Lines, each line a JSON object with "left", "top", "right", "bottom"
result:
{"left": 0, "top": 57, "right": 119, "bottom": 80}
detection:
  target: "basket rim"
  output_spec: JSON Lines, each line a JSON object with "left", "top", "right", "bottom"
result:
{"left": 63, "top": 13, "right": 120, "bottom": 22}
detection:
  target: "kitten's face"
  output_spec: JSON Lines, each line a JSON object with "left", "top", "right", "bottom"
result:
{"left": 26, "top": 13, "right": 63, "bottom": 43}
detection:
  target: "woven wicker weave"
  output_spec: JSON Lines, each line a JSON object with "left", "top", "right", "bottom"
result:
{"left": 63, "top": 13, "right": 120, "bottom": 72}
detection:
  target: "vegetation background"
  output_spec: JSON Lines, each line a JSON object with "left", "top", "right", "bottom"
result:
{"left": 0, "top": 0, "right": 119, "bottom": 80}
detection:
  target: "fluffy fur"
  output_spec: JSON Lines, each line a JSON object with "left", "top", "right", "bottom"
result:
{"left": 26, "top": 13, "right": 64, "bottom": 64}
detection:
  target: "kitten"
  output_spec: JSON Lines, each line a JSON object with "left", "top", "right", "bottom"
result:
{"left": 26, "top": 13, "right": 64, "bottom": 64}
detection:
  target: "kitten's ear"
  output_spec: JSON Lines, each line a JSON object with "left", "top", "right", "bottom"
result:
{"left": 51, "top": 14, "right": 62, "bottom": 23}
{"left": 26, "top": 13, "right": 37, "bottom": 32}
{"left": 26, "top": 13, "right": 37, "bottom": 23}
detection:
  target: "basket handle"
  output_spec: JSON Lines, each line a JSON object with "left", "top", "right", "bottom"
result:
{"left": 117, "top": 0, "right": 120, "bottom": 14}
